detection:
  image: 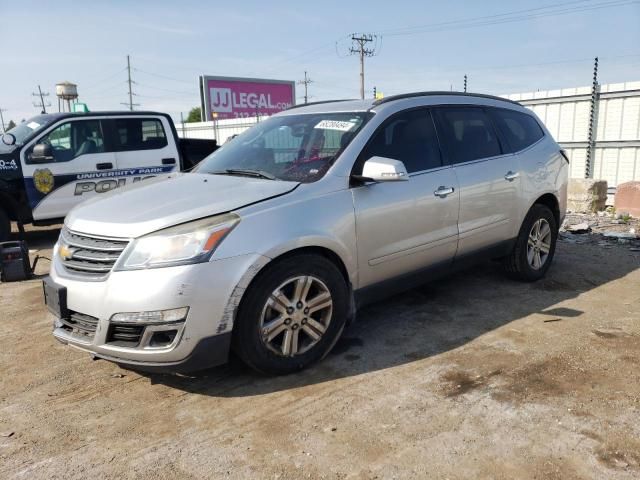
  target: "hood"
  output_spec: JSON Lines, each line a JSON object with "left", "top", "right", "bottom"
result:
{"left": 66, "top": 172, "right": 299, "bottom": 238}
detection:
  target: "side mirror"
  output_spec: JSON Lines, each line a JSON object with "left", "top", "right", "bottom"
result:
{"left": 1, "top": 133, "right": 16, "bottom": 146}
{"left": 30, "top": 143, "right": 54, "bottom": 163}
{"left": 355, "top": 156, "right": 409, "bottom": 183}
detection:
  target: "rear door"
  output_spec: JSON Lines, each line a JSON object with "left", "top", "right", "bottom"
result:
{"left": 20, "top": 118, "right": 118, "bottom": 221}
{"left": 110, "top": 116, "right": 179, "bottom": 179}
{"left": 352, "top": 108, "right": 459, "bottom": 288}
{"left": 433, "top": 106, "right": 521, "bottom": 257}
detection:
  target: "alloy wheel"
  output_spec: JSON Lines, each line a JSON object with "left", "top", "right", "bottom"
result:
{"left": 259, "top": 275, "right": 333, "bottom": 357}
{"left": 527, "top": 218, "right": 552, "bottom": 270}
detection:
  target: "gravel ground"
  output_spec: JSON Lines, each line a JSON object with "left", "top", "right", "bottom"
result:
{"left": 1, "top": 226, "right": 639, "bottom": 479}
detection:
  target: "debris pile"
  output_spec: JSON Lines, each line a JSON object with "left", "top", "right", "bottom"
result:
{"left": 560, "top": 209, "right": 640, "bottom": 250}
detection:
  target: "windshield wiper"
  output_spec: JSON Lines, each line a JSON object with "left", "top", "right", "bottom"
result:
{"left": 211, "top": 168, "right": 277, "bottom": 180}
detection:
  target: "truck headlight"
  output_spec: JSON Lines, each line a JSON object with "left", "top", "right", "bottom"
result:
{"left": 115, "top": 213, "right": 239, "bottom": 270}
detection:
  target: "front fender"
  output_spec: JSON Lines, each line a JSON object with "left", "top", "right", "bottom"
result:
{"left": 214, "top": 188, "right": 358, "bottom": 287}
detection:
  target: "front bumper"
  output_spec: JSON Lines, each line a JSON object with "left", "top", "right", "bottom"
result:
{"left": 49, "top": 251, "right": 268, "bottom": 371}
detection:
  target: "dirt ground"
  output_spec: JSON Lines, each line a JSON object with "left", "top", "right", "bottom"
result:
{"left": 1, "top": 226, "right": 639, "bottom": 480}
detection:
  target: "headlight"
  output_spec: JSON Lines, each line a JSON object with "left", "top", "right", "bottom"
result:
{"left": 115, "top": 213, "right": 239, "bottom": 270}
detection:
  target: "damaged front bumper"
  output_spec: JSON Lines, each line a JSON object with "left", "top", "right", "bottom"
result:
{"left": 47, "top": 251, "right": 269, "bottom": 372}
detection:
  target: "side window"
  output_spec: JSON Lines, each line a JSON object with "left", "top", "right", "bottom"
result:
{"left": 358, "top": 109, "right": 441, "bottom": 174}
{"left": 489, "top": 108, "right": 545, "bottom": 152}
{"left": 32, "top": 120, "right": 105, "bottom": 163}
{"left": 114, "top": 118, "right": 167, "bottom": 151}
{"left": 434, "top": 107, "right": 502, "bottom": 164}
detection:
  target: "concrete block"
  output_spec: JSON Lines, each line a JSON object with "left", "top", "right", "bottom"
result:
{"left": 567, "top": 179, "right": 608, "bottom": 213}
{"left": 614, "top": 181, "right": 640, "bottom": 218}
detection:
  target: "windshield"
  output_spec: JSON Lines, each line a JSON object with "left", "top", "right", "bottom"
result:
{"left": 4, "top": 115, "right": 56, "bottom": 146}
{"left": 195, "top": 111, "right": 371, "bottom": 183}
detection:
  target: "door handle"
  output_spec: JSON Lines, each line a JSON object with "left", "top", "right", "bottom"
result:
{"left": 504, "top": 171, "right": 519, "bottom": 181}
{"left": 434, "top": 186, "right": 455, "bottom": 198}
{"left": 96, "top": 162, "right": 113, "bottom": 170}
{"left": 162, "top": 157, "right": 176, "bottom": 165}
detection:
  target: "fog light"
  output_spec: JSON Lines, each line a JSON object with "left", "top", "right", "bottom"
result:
{"left": 110, "top": 307, "right": 189, "bottom": 323}
{"left": 149, "top": 330, "right": 178, "bottom": 347}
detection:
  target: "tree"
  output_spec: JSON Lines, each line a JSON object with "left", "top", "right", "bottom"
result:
{"left": 6, "top": 120, "right": 16, "bottom": 130}
{"left": 186, "top": 107, "right": 202, "bottom": 123}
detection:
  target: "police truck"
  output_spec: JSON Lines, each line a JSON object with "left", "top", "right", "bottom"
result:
{"left": 0, "top": 111, "right": 217, "bottom": 241}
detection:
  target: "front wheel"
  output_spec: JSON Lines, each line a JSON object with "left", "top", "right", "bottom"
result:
{"left": 504, "top": 204, "right": 558, "bottom": 281}
{"left": 232, "top": 254, "right": 349, "bottom": 375}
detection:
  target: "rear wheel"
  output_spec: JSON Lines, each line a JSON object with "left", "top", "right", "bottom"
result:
{"left": 0, "top": 207, "right": 10, "bottom": 243}
{"left": 233, "top": 254, "right": 349, "bottom": 375}
{"left": 504, "top": 204, "right": 557, "bottom": 281}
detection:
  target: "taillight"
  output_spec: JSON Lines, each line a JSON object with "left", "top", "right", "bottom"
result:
{"left": 560, "top": 149, "right": 569, "bottom": 163}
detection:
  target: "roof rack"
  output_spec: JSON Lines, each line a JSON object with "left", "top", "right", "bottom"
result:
{"left": 373, "top": 91, "right": 520, "bottom": 106}
{"left": 285, "top": 99, "right": 358, "bottom": 110}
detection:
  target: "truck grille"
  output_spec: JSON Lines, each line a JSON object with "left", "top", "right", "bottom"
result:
{"left": 59, "top": 311, "right": 99, "bottom": 341}
{"left": 59, "top": 228, "right": 129, "bottom": 278}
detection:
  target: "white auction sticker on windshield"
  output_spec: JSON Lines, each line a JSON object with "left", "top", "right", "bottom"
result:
{"left": 27, "top": 122, "right": 40, "bottom": 130}
{"left": 314, "top": 120, "right": 356, "bottom": 132}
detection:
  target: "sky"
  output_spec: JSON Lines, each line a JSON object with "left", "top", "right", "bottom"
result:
{"left": 1, "top": 0, "right": 639, "bottom": 124}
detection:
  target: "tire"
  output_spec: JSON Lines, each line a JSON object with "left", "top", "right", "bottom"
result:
{"left": 0, "top": 207, "right": 10, "bottom": 243}
{"left": 504, "top": 204, "right": 558, "bottom": 282}
{"left": 232, "top": 254, "right": 349, "bottom": 375}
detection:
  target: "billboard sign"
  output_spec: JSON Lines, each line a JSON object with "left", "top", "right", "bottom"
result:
{"left": 200, "top": 75, "right": 296, "bottom": 120}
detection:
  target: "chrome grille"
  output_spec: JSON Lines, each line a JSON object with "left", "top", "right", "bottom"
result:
{"left": 59, "top": 228, "right": 129, "bottom": 278}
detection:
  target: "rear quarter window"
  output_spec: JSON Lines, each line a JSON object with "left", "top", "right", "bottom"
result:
{"left": 114, "top": 118, "right": 168, "bottom": 151}
{"left": 489, "top": 108, "right": 545, "bottom": 152}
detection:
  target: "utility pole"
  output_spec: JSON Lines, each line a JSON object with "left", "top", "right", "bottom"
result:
{"left": 121, "top": 55, "right": 140, "bottom": 111}
{"left": 297, "top": 71, "right": 313, "bottom": 104}
{"left": 0, "top": 108, "right": 6, "bottom": 133}
{"left": 349, "top": 34, "right": 378, "bottom": 100}
{"left": 180, "top": 112, "right": 186, "bottom": 138}
{"left": 464, "top": 74, "right": 468, "bottom": 93}
{"left": 32, "top": 85, "right": 51, "bottom": 114}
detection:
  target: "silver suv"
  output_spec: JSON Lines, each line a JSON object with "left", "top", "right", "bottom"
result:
{"left": 45, "top": 92, "right": 568, "bottom": 375}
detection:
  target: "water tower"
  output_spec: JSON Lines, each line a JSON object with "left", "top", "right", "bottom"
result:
{"left": 56, "top": 81, "right": 78, "bottom": 112}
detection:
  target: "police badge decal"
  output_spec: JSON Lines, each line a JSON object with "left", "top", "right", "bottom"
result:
{"left": 34, "top": 168, "right": 55, "bottom": 194}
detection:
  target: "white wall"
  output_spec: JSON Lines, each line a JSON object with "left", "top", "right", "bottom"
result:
{"left": 503, "top": 81, "right": 640, "bottom": 187}
{"left": 176, "top": 116, "right": 259, "bottom": 144}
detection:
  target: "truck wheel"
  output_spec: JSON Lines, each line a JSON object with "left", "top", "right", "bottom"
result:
{"left": 0, "top": 207, "right": 10, "bottom": 243}
{"left": 504, "top": 204, "right": 558, "bottom": 282}
{"left": 232, "top": 254, "right": 349, "bottom": 375}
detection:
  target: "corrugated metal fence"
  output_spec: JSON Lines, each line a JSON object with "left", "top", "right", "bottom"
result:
{"left": 176, "top": 117, "right": 258, "bottom": 144}
{"left": 503, "top": 81, "right": 640, "bottom": 187}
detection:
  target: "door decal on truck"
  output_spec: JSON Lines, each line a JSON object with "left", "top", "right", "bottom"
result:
{"left": 24, "top": 165, "right": 175, "bottom": 209}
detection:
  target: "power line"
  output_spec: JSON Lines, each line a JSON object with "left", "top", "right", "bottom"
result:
{"left": 379, "top": 0, "right": 638, "bottom": 37}
{"left": 349, "top": 34, "right": 379, "bottom": 100}
{"left": 81, "top": 67, "right": 128, "bottom": 91}
{"left": 133, "top": 68, "right": 194, "bottom": 85}
{"left": 376, "top": 0, "right": 597, "bottom": 36}
{"left": 121, "top": 55, "right": 140, "bottom": 111}
{"left": 297, "top": 71, "right": 313, "bottom": 104}
{"left": 32, "top": 85, "right": 51, "bottom": 114}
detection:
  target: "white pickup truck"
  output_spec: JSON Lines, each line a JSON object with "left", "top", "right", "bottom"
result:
{"left": 0, "top": 111, "right": 217, "bottom": 241}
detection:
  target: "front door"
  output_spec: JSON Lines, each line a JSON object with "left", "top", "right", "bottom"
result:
{"left": 20, "top": 118, "right": 118, "bottom": 221}
{"left": 351, "top": 108, "right": 460, "bottom": 288}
